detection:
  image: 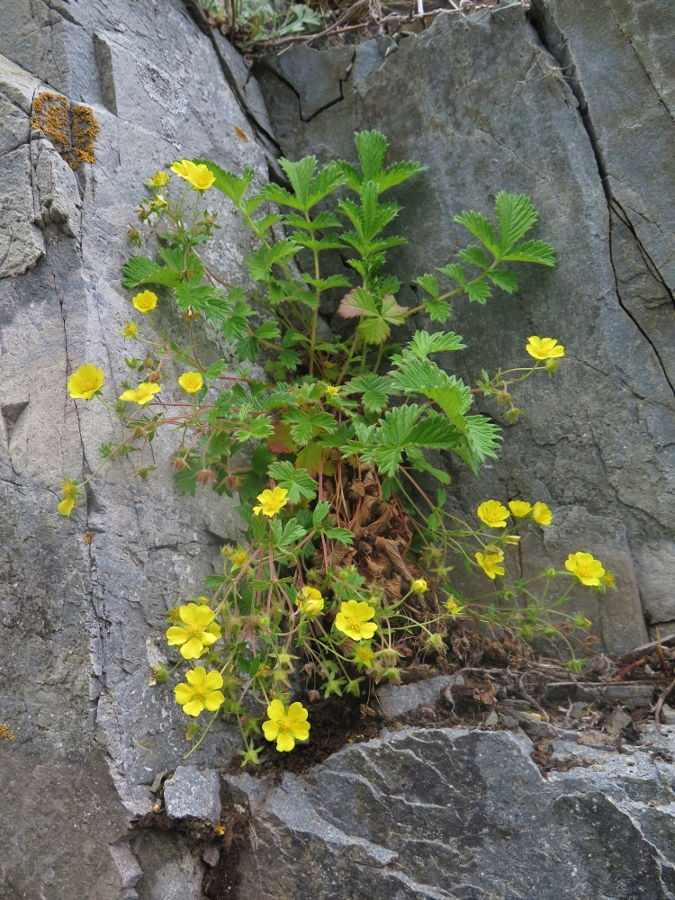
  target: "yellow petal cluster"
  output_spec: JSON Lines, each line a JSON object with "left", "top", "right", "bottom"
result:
{"left": 565, "top": 552, "right": 605, "bottom": 586}
{"left": 411, "top": 578, "right": 427, "bottom": 594}
{"left": 178, "top": 371, "right": 204, "bottom": 394}
{"left": 477, "top": 500, "right": 509, "bottom": 528}
{"left": 166, "top": 602, "right": 222, "bottom": 659}
{"left": 170, "top": 159, "right": 215, "bottom": 191}
{"left": 353, "top": 643, "right": 374, "bottom": 667}
{"left": 119, "top": 382, "right": 161, "bottom": 406}
{"left": 475, "top": 551, "right": 505, "bottom": 580}
{"left": 296, "top": 586, "right": 324, "bottom": 617}
{"left": 532, "top": 501, "right": 552, "bottom": 526}
{"left": 508, "top": 500, "right": 532, "bottom": 518}
{"left": 120, "top": 320, "right": 139, "bottom": 339}
{"left": 131, "top": 290, "right": 158, "bottom": 313}
{"left": 148, "top": 171, "right": 170, "bottom": 187}
{"left": 335, "top": 599, "right": 378, "bottom": 641}
{"left": 526, "top": 336, "right": 565, "bottom": 360}
{"left": 68, "top": 364, "right": 104, "bottom": 400}
{"left": 262, "top": 699, "right": 310, "bottom": 752}
{"left": 58, "top": 479, "right": 79, "bottom": 517}
{"left": 445, "top": 598, "right": 463, "bottom": 617}
{"left": 253, "top": 486, "right": 289, "bottom": 518}
{"left": 174, "top": 667, "right": 225, "bottom": 717}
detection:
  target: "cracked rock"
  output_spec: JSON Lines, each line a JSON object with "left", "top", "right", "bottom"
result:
{"left": 164, "top": 766, "right": 222, "bottom": 824}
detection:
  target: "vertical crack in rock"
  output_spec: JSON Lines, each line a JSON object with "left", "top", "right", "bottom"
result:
{"left": 528, "top": 3, "right": 675, "bottom": 400}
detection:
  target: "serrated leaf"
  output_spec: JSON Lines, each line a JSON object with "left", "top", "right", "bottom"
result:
{"left": 466, "top": 281, "right": 492, "bottom": 304}
{"left": 279, "top": 156, "right": 317, "bottom": 208}
{"left": 312, "top": 500, "right": 330, "bottom": 527}
{"left": 501, "top": 240, "right": 556, "bottom": 266}
{"left": 408, "top": 331, "right": 466, "bottom": 358}
{"left": 324, "top": 526, "right": 354, "bottom": 545}
{"left": 267, "top": 461, "right": 318, "bottom": 503}
{"left": 417, "top": 274, "right": 439, "bottom": 298}
{"left": 122, "top": 256, "right": 171, "bottom": 289}
{"left": 375, "top": 160, "right": 427, "bottom": 194}
{"left": 409, "top": 412, "right": 460, "bottom": 448}
{"left": 307, "top": 161, "right": 347, "bottom": 208}
{"left": 205, "top": 360, "right": 228, "bottom": 379}
{"left": 406, "top": 447, "right": 452, "bottom": 484}
{"left": 458, "top": 246, "right": 491, "bottom": 270}
{"left": 423, "top": 297, "right": 451, "bottom": 323}
{"left": 336, "top": 160, "right": 362, "bottom": 192}
{"left": 193, "top": 160, "right": 255, "bottom": 205}
{"left": 343, "top": 372, "right": 390, "bottom": 413}
{"left": 254, "top": 321, "right": 281, "bottom": 341}
{"left": 338, "top": 287, "right": 377, "bottom": 319}
{"left": 495, "top": 191, "right": 538, "bottom": 253}
{"left": 355, "top": 130, "right": 388, "bottom": 182}
{"left": 438, "top": 263, "right": 467, "bottom": 286}
{"left": 279, "top": 348, "right": 300, "bottom": 370}
{"left": 488, "top": 269, "right": 519, "bottom": 293}
{"left": 358, "top": 316, "right": 390, "bottom": 345}
{"left": 259, "top": 182, "right": 304, "bottom": 210}
{"left": 453, "top": 211, "right": 497, "bottom": 254}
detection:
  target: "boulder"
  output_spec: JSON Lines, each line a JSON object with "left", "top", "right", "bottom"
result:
{"left": 228, "top": 723, "right": 675, "bottom": 899}
{"left": 0, "top": 0, "right": 271, "bottom": 896}
{"left": 254, "top": 0, "right": 675, "bottom": 649}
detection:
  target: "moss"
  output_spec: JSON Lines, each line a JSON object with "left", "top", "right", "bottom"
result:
{"left": 31, "top": 92, "right": 99, "bottom": 170}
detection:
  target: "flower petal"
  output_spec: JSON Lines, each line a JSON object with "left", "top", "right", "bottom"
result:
{"left": 186, "top": 666, "right": 206, "bottom": 686}
{"left": 182, "top": 699, "right": 204, "bottom": 717}
{"left": 166, "top": 626, "right": 188, "bottom": 646}
{"left": 192, "top": 605, "right": 216, "bottom": 627}
{"left": 204, "top": 690, "right": 225, "bottom": 712}
{"left": 287, "top": 702, "right": 308, "bottom": 723}
{"left": 262, "top": 719, "right": 280, "bottom": 741}
{"left": 204, "top": 670, "right": 224, "bottom": 690}
{"left": 180, "top": 637, "right": 205, "bottom": 659}
{"left": 174, "top": 684, "right": 194, "bottom": 705}
{"left": 266, "top": 699, "right": 285, "bottom": 722}
{"left": 276, "top": 732, "right": 295, "bottom": 752}
{"left": 290, "top": 722, "right": 310, "bottom": 742}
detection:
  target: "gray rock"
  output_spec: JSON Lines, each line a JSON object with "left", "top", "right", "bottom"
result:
{"left": 164, "top": 766, "right": 222, "bottom": 824}
{"left": 228, "top": 725, "right": 675, "bottom": 899}
{"left": 109, "top": 843, "right": 144, "bottom": 890}
{"left": 376, "top": 673, "right": 463, "bottom": 718}
{"left": 0, "top": 0, "right": 269, "bottom": 895}
{"left": 606, "top": 708, "right": 633, "bottom": 736}
{"left": 255, "top": 1, "right": 675, "bottom": 649}
{"left": 603, "top": 683, "right": 655, "bottom": 709}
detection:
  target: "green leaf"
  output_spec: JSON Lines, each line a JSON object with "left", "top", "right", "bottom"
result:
{"left": 458, "top": 246, "right": 491, "bottom": 270}
{"left": 259, "top": 182, "right": 304, "bottom": 211}
{"left": 254, "top": 321, "right": 281, "bottom": 342}
{"left": 267, "top": 461, "right": 318, "bottom": 503}
{"left": 358, "top": 316, "right": 390, "bottom": 345}
{"left": 205, "top": 360, "right": 228, "bottom": 379}
{"left": 324, "top": 526, "right": 354, "bottom": 545}
{"left": 308, "top": 161, "right": 347, "bottom": 208}
{"left": 193, "top": 160, "right": 255, "bottom": 205}
{"left": 312, "top": 500, "right": 330, "bottom": 527}
{"left": 466, "top": 281, "right": 492, "bottom": 304}
{"left": 338, "top": 287, "right": 378, "bottom": 319}
{"left": 355, "top": 130, "right": 388, "bottom": 182}
{"left": 416, "top": 274, "right": 439, "bottom": 298}
{"left": 279, "top": 349, "right": 300, "bottom": 370}
{"left": 279, "top": 156, "right": 317, "bottom": 208}
{"left": 409, "top": 412, "right": 461, "bottom": 448}
{"left": 495, "top": 191, "right": 538, "bottom": 253}
{"left": 453, "top": 415, "right": 502, "bottom": 474}
{"left": 453, "top": 211, "right": 497, "bottom": 254}
{"left": 375, "top": 160, "right": 427, "bottom": 194}
{"left": 343, "top": 372, "right": 390, "bottom": 413}
{"left": 424, "top": 297, "right": 451, "bottom": 323}
{"left": 408, "top": 331, "right": 466, "bottom": 358}
{"left": 501, "top": 240, "right": 556, "bottom": 266}
{"left": 438, "top": 263, "right": 467, "bottom": 286}
{"left": 488, "top": 269, "right": 519, "bottom": 293}
{"left": 122, "top": 256, "right": 179, "bottom": 289}
{"left": 405, "top": 447, "right": 452, "bottom": 484}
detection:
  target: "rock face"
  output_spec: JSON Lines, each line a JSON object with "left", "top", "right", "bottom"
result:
{"left": 229, "top": 724, "right": 675, "bottom": 899}
{"left": 254, "top": 0, "right": 675, "bottom": 653}
{"left": 0, "top": 0, "right": 271, "bottom": 896}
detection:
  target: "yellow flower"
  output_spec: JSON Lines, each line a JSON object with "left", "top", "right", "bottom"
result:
{"left": 148, "top": 171, "right": 170, "bottom": 187}
{"left": 170, "top": 159, "right": 196, "bottom": 180}
{"left": 296, "top": 586, "right": 324, "bottom": 617}
{"left": 526, "top": 336, "right": 565, "bottom": 361}
{"left": 131, "top": 290, "right": 158, "bottom": 313}
{"left": 57, "top": 479, "right": 79, "bottom": 516}
{"left": 174, "top": 667, "right": 225, "bottom": 717}
{"left": 508, "top": 500, "right": 532, "bottom": 518}
{"left": 253, "top": 487, "right": 289, "bottom": 518}
{"left": 475, "top": 552, "right": 505, "bottom": 580}
{"left": 324, "top": 384, "right": 340, "bottom": 396}
{"left": 119, "top": 382, "right": 161, "bottom": 406}
{"left": 186, "top": 163, "right": 216, "bottom": 192}
{"left": 477, "top": 500, "right": 509, "bottom": 528}
{"left": 353, "top": 643, "right": 374, "bottom": 668}
{"left": 178, "top": 371, "right": 204, "bottom": 394}
{"left": 231, "top": 549, "right": 248, "bottom": 569}
{"left": 335, "top": 599, "right": 378, "bottom": 641}
{"left": 68, "top": 364, "right": 104, "bottom": 400}
{"left": 120, "top": 320, "right": 139, "bottom": 339}
{"left": 532, "top": 501, "right": 552, "bottom": 526}
{"left": 565, "top": 552, "right": 606, "bottom": 586}
{"left": 445, "top": 598, "right": 463, "bottom": 617}
{"left": 602, "top": 572, "right": 616, "bottom": 589}
{"left": 411, "top": 578, "right": 428, "bottom": 594}
{"left": 166, "top": 602, "right": 222, "bottom": 659}
{"left": 262, "top": 699, "right": 310, "bottom": 752}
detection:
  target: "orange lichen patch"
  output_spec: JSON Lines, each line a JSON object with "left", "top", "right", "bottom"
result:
{"left": 0, "top": 724, "right": 15, "bottom": 742}
{"left": 72, "top": 105, "right": 99, "bottom": 166}
{"left": 233, "top": 125, "right": 249, "bottom": 143}
{"left": 31, "top": 92, "right": 98, "bottom": 169}
{"left": 32, "top": 92, "right": 71, "bottom": 157}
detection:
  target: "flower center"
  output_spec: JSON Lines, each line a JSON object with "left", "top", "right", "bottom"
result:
{"left": 278, "top": 716, "right": 292, "bottom": 733}
{"left": 187, "top": 624, "right": 203, "bottom": 637}
{"left": 192, "top": 684, "right": 207, "bottom": 700}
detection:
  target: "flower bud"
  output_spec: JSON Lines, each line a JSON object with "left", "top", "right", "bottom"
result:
{"left": 411, "top": 578, "right": 428, "bottom": 594}
{"left": 545, "top": 359, "right": 560, "bottom": 373}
